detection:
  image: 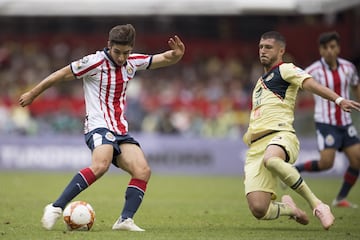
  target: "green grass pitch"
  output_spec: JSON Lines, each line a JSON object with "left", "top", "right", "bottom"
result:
{"left": 1, "top": 171, "right": 360, "bottom": 240}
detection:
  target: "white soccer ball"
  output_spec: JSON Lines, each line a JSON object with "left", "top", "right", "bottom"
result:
{"left": 63, "top": 201, "right": 95, "bottom": 231}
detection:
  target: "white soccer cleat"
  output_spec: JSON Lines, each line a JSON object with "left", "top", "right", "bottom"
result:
{"left": 41, "top": 203, "right": 62, "bottom": 230}
{"left": 112, "top": 218, "right": 145, "bottom": 231}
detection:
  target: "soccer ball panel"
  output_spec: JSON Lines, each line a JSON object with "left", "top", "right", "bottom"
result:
{"left": 63, "top": 201, "right": 95, "bottom": 231}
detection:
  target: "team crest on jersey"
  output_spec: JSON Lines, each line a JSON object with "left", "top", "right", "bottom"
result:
{"left": 105, "top": 132, "right": 116, "bottom": 142}
{"left": 264, "top": 73, "right": 274, "bottom": 82}
{"left": 325, "top": 134, "right": 335, "bottom": 146}
{"left": 126, "top": 65, "right": 134, "bottom": 75}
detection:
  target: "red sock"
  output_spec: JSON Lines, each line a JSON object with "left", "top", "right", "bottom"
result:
{"left": 79, "top": 167, "right": 97, "bottom": 186}
{"left": 128, "top": 178, "right": 147, "bottom": 192}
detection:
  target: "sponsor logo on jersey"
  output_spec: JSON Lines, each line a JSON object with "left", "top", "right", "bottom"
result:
{"left": 255, "top": 87, "right": 262, "bottom": 98}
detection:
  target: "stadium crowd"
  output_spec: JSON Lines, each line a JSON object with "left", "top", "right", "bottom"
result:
{"left": 0, "top": 38, "right": 251, "bottom": 137}
{"left": 0, "top": 15, "right": 358, "bottom": 138}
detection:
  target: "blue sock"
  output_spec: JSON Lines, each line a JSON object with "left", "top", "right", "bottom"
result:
{"left": 337, "top": 167, "right": 359, "bottom": 200}
{"left": 53, "top": 173, "right": 89, "bottom": 209}
{"left": 120, "top": 179, "right": 147, "bottom": 220}
{"left": 121, "top": 187, "right": 145, "bottom": 219}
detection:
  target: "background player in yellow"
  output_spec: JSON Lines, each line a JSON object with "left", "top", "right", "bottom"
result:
{"left": 243, "top": 31, "right": 360, "bottom": 230}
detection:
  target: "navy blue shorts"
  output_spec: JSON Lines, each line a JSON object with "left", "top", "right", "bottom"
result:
{"left": 315, "top": 122, "right": 360, "bottom": 151}
{"left": 85, "top": 128, "right": 140, "bottom": 167}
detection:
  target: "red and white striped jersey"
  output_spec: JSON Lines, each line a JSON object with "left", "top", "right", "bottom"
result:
{"left": 305, "top": 57, "right": 359, "bottom": 126}
{"left": 70, "top": 48, "right": 152, "bottom": 135}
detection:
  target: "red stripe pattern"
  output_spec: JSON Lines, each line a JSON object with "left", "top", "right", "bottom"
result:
{"left": 306, "top": 58, "right": 359, "bottom": 126}
{"left": 70, "top": 50, "right": 151, "bottom": 135}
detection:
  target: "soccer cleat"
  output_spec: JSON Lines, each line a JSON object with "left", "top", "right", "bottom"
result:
{"left": 281, "top": 195, "right": 309, "bottom": 225}
{"left": 332, "top": 199, "right": 358, "bottom": 208}
{"left": 313, "top": 203, "right": 335, "bottom": 230}
{"left": 112, "top": 218, "right": 145, "bottom": 231}
{"left": 41, "top": 203, "right": 62, "bottom": 230}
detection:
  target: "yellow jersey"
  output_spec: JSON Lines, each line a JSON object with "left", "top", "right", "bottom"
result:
{"left": 243, "top": 62, "right": 311, "bottom": 144}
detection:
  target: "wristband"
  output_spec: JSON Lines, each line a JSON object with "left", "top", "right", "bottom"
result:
{"left": 335, "top": 97, "right": 344, "bottom": 105}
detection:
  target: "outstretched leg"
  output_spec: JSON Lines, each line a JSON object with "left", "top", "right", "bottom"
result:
{"left": 264, "top": 146, "right": 335, "bottom": 230}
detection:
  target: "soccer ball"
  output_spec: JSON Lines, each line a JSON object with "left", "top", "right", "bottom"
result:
{"left": 63, "top": 201, "right": 95, "bottom": 231}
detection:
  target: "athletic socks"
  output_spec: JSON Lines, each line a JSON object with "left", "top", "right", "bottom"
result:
{"left": 336, "top": 167, "right": 359, "bottom": 200}
{"left": 121, "top": 178, "right": 147, "bottom": 220}
{"left": 261, "top": 201, "right": 292, "bottom": 220}
{"left": 265, "top": 157, "right": 321, "bottom": 209}
{"left": 295, "top": 160, "right": 320, "bottom": 172}
{"left": 53, "top": 167, "right": 96, "bottom": 209}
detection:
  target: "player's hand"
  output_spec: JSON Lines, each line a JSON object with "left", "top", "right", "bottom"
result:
{"left": 19, "top": 92, "right": 35, "bottom": 107}
{"left": 339, "top": 99, "right": 360, "bottom": 112}
{"left": 168, "top": 35, "right": 185, "bottom": 59}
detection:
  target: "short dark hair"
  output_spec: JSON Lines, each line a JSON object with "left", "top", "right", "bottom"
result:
{"left": 261, "top": 31, "right": 286, "bottom": 47}
{"left": 318, "top": 31, "right": 340, "bottom": 46}
{"left": 109, "top": 24, "right": 136, "bottom": 47}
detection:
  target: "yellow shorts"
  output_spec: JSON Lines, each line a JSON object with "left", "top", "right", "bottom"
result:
{"left": 244, "top": 131, "right": 299, "bottom": 200}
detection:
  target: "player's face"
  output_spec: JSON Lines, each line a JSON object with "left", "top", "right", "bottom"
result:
{"left": 108, "top": 43, "right": 133, "bottom": 66}
{"left": 319, "top": 40, "right": 340, "bottom": 64}
{"left": 259, "top": 38, "right": 284, "bottom": 69}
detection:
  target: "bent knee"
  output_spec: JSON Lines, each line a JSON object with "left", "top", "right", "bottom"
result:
{"left": 92, "top": 162, "right": 111, "bottom": 177}
{"left": 133, "top": 165, "right": 151, "bottom": 181}
{"left": 248, "top": 203, "right": 268, "bottom": 219}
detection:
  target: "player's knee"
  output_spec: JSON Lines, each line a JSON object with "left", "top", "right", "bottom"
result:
{"left": 132, "top": 165, "right": 151, "bottom": 181}
{"left": 248, "top": 202, "right": 267, "bottom": 219}
{"left": 91, "top": 160, "right": 111, "bottom": 177}
{"left": 264, "top": 157, "right": 282, "bottom": 172}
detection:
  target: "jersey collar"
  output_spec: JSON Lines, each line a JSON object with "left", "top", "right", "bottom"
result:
{"left": 320, "top": 57, "right": 338, "bottom": 70}
{"left": 103, "top": 47, "right": 127, "bottom": 68}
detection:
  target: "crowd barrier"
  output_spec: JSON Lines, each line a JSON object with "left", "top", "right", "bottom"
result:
{"left": 0, "top": 134, "right": 348, "bottom": 176}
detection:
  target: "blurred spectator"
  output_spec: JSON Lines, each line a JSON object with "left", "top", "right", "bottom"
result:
{"left": 4, "top": 13, "right": 355, "bottom": 138}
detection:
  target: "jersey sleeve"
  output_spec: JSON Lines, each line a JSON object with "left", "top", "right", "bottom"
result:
{"left": 280, "top": 63, "right": 312, "bottom": 89}
{"left": 127, "top": 54, "right": 152, "bottom": 71}
{"left": 70, "top": 52, "right": 104, "bottom": 79}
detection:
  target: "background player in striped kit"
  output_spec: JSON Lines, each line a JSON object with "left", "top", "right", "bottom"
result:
{"left": 295, "top": 31, "right": 360, "bottom": 208}
{"left": 19, "top": 24, "right": 185, "bottom": 231}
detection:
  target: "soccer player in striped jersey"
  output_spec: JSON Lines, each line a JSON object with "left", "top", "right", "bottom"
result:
{"left": 243, "top": 31, "right": 360, "bottom": 230}
{"left": 19, "top": 24, "right": 185, "bottom": 231}
{"left": 295, "top": 31, "right": 360, "bottom": 208}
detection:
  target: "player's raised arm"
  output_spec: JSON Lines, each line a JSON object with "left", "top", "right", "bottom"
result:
{"left": 302, "top": 77, "right": 360, "bottom": 112}
{"left": 149, "top": 35, "right": 185, "bottom": 69}
{"left": 19, "top": 65, "right": 75, "bottom": 107}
